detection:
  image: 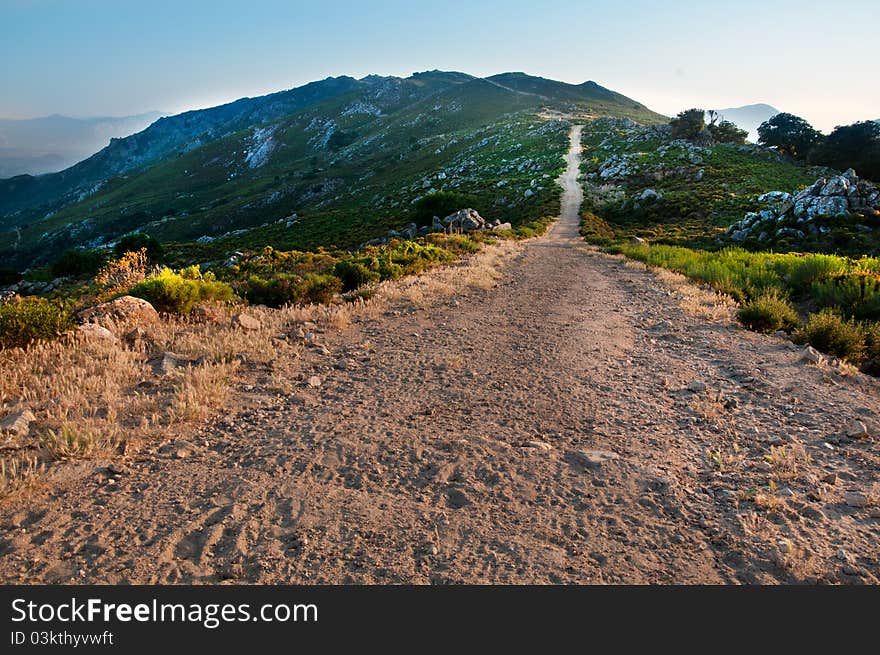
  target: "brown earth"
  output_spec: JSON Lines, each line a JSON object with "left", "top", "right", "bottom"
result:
{"left": 1, "top": 126, "right": 878, "bottom": 584}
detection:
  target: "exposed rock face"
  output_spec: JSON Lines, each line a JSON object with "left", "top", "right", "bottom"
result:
{"left": 726, "top": 169, "right": 880, "bottom": 243}
{"left": 443, "top": 208, "right": 486, "bottom": 232}
{"left": 78, "top": 295, "right": 159, "bottom": 327}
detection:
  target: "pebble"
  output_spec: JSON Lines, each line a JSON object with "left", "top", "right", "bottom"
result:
{"left": 687, "top": 381, "right": 707, "bottom": 393}
{"left": 306, "top": 376, "right": 323, "bottom": 388}
{"left": 845, "top": 421, "right": 869, "bottom": 439}
{"left": 821, "top": 472, "right": 837, "bottom": 485}
{"left": 524, "top": 440, "right": 553, "bottom": 452}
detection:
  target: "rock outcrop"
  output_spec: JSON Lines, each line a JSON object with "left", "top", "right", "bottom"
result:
{"left": 726, "top": 169, "right": 880, "bottom": 243}
{"left": 361, "top": 208, "right": 492, "bottom": 247}
{"left": 77, "top": 295, "right": 159, "bottom": 327}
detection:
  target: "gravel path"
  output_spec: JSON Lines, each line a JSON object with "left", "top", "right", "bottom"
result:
{"left": 1, "top": 126, "right": 878, "bottom": 584}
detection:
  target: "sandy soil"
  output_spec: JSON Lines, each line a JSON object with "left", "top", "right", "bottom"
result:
{"left": 1, "top": 126, "right": 878, "bottom": 584}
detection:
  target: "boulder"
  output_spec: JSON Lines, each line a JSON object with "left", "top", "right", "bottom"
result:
{"left": 820, "top": 176, "right": 850, "bottom": 196}
{"left": 1, "top": 410, "right": 36, "bottom": 438}
{"left": 149, "top": 352, "right": 197, "bottom": 376}
{"left": 442, "top": 208, "right": 486, "bottom": 232}
{"left": 758, "top": 191, "right": 792, "bottom": 203}
{"left": 123, "top": 326, "right": 157, "bottom": 350}
{"left": 191, "top": 303, "right": 225, "bottom": 324}
{"left": 401, "top": 223, "right": 418, "bottom": 240}
{"left": 775, "top": 227, "right": 805, "bottom": 239}
{"left": 492, "top": 222, "right": 512, "bottom": 231}
{"left": 76, "top": 323, "right": 119, "bottom": 343}
{"left": 77, "top": 295, "right": 159, "bottom": 328}
{"left": 231, "top": 313, "right": 261, "bottom": 331}
{"left": 730, "top": 229, "right": 750, "bottom": 242}
{"left": 814, "top": 196, "right": 850, "bottom": 218}
{"left": 637, "top": 188, "right": 663, "bottom": 203}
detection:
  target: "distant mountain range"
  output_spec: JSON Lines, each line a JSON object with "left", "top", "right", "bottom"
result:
{"left": 0, "top": 112, "right": 164, "bottom": 177}
{"left": 714, "top": 104, "right": 780, "bottom": 142}
{"left": 0, "top": 71, "right": 665, "bottom": 268}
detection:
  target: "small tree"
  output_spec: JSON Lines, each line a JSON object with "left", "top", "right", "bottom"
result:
{"left": 708, "top": 119, "right": 748, "bottom": 144}
{"left": 809, "top": 121, "right": 880, "bottom": 181}
{"left": 114, "top": 233, "right": 164, "bottom": 262}
{"left": 757, "top": 113, "right": 823, "bottom": 158}
{"left": 670, "top": 108, "right": 707, "bottom": 140}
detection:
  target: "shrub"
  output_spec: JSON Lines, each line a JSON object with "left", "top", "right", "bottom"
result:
{"left": 795, "top": 309, "right": 866, "bottom": 362}
{"left": 787, "top": 255, "right": 847, "bottom": 292}
{"left": 334, "top": 259, "right": 381, "bottom": 292}
{"left": 129, "top": 266, "right": 234, "bottom": 314}
{"left": 411, "top": 191, "right": 475, "bottom": 226}
{"left": 811, "top": 271, "right": 880, "bottom": 321}
{"left": 737, "top": 291, "right": 800, "bottom": 333}
{"left": 114, "top": 233, "right": 164, "bottom": 262}
{"left": 863, "top": 323, "right": 880, "bottom": 372}
{"left": 95, "top": 248, "right": 149, "bottom": 294}
{"left": 708, "top": 119, "right": 748, "bottom": 145}
{"left": 0, "top": 296, "right": 73, "bottom": 349}
{"left": 243, "top": 272, "right": 341, "bottom": 307}
{"left": 670, "top": 109, "right": 707, "bottom": 140}
{"left": 51, "top": 248, "right": 106, "bottom": 278}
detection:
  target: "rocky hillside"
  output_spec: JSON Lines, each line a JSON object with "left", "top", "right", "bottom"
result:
{"left": 725, "top": 169, "right": 880, "bottom": 253}
{"left": 0, "top": 72, "right": 664, "bottom": 271}
{"left": 578, "top": 117, "right": 817, "bottom": 248}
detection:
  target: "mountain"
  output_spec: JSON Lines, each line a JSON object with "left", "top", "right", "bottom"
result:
{"left": 0, "top": 71, "right": 666, "bottom": 269}
{"left": 0, "top": 112, "right": 163, "bottom": 177}
{"left": 713, "top": 103, "right": 780, "bottom": 142}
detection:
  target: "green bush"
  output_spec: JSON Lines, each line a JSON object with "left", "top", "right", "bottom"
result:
{"left": 737, "top": 292, "right": 800, "bottom": 333}
{"left": 411, "top": 191, "right": 475, "bottom": 226}
{"left": 670, "top": 108, "right": 707, "bottom": 140}
{"left": 114, "top": 233, "right": 164, "bottom": 262}
{"left": 795, "top": 310, "right": 866, "bottom": 363}
{"left": 334, "top": 259, "right": 381, "bottom": 292}
{"left": 811, "top": 271, "right": 880, "bottom": 321}
{"left": 787, "top": 255, "right": 847, "bottom": 292}
{"left": 129, "top": 266, "right": 234, "bottom": 314}
{"left": 0, "top": 296, "right": 73, "bottom": 349}
{"left": 51, "top": 248, "right": 106, "bottom": 278}
{"left": 243, "top": 272, "right": 341, "bottom": 307}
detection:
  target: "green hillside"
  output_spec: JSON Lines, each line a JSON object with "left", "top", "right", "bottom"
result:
{"left": 0, "top": 71, "right": 662, "bottom": 271}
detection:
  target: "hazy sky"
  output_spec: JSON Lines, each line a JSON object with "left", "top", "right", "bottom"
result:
{"left": 2, "top": 0, "right": 877, "bottom": 132}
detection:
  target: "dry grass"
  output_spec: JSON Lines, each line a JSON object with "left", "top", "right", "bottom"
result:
{"left": 763, "top": 443, "right": 811, "bottom": 481}
{"left": 651, "top": 267, "right": 737, "bottom": 322}
{"left": 0, "top": 237, "right": 523, "bottom": 499}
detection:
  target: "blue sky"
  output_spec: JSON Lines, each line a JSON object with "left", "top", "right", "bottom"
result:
{"left": 1, "top": 0, "right": 877, "bottom": 132}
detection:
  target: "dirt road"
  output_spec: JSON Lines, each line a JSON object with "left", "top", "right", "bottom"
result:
{"left": 1, "top": 126, "right": 878, "bottom": 584}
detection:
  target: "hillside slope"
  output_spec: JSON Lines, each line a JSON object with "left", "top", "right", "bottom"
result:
{"left": 0, "top": 71, "right": 663, "bottom": 270}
